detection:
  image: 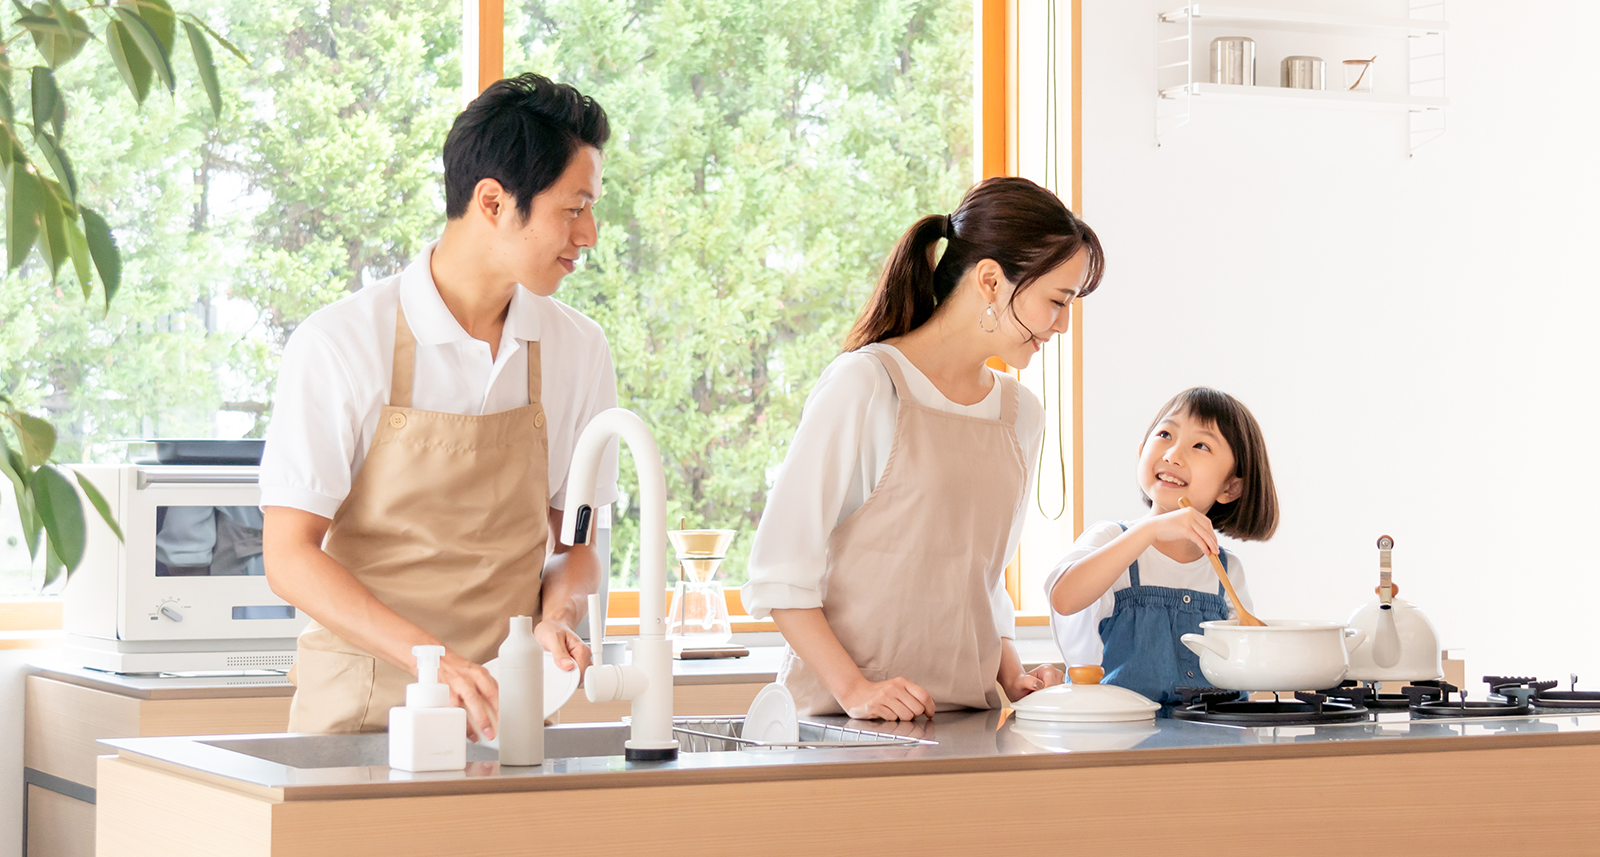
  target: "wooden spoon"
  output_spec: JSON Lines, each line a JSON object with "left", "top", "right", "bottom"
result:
{"left": 1179, "top": 498, "right": 1266, "bottom": 626}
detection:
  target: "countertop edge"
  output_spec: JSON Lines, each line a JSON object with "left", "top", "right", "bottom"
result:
{"left": 107, "top": 726, "right": 1600, "bottom": 803}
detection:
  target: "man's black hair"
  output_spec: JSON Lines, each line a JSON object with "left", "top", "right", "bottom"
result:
{"left": 442, "top": 73, "right": 610, "bottom": 221}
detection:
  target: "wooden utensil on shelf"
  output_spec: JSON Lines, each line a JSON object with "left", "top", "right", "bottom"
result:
{"left": 1179, "top": 498, "right": 1266, "bottom": 627}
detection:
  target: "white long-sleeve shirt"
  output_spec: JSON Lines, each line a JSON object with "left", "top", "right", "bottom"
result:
{"left": 1046, "top": 520, "right": 1254, "bottom": 666}
{"left": 742, "top": 343, "right": 1044, "bottom": 638}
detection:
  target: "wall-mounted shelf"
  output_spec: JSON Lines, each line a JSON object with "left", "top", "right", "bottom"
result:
{"left": 1155, "top": 2, "right": 1449, "bottom": 154}
{"left": 1158, "top": 5, "right": 1448, "bottom": 38}
{"left": 1161, "top": 81, "right": 1448, "bottom": 112}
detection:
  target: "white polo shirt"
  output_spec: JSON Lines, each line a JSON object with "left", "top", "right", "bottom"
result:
{"left": 259, "top": 241, "right": 620, "bottom": 519}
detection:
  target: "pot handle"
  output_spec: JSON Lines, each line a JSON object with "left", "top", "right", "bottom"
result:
{"left": 1181, "top": 634, "right": 1229, "bottom": 660}
{"left": 1343, "top": 627, "right": 1368, "bottom": 653}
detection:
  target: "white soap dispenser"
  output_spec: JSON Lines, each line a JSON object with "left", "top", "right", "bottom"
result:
{"left": 496, "top": 615, "right": 544, "bottom": 766}
{"left": 389, "top": 644, "right": 467, "bottom": 772}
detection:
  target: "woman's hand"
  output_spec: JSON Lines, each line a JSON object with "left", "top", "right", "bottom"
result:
{"left": 1000, "top": 663, "right": 1065, "bottom": 702}
{"left": 839, "top": 676, "right": 936, "bottom": 721}
{"left": 1139, "top": 507, "right": 1219, "bottom": 556}
{"left": 535, "top": 619, "right": 593, "bottom": 676}
{"left": 437, "top": 650, "right": 499, "bottom": 741}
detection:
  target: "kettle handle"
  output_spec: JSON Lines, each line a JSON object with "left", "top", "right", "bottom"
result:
{"left": 1181, "top": 634, "right": 1229, "bottom": 660}
{"left": 1343, "top": 627, "right": 1368, "bottom": 653}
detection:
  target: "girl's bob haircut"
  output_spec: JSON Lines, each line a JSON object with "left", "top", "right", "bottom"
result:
{"left": 1140, "top": 387, "right": 1279, "bottom": 541}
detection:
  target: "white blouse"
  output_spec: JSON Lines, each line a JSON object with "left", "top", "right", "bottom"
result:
{"left": 742, "top": 343, "right": 1045, "bottom": 638}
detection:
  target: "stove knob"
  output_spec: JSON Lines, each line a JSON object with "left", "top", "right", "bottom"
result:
{"left": 159, "top": 605, "right": 184, "bottom": 622}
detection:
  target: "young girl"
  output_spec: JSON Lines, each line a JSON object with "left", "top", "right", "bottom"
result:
{"left": 743, "top": 177, "right": 1105, "bottom": 720}
{"left": 1046, "top": 387, "right": 1278, "bottom": 704}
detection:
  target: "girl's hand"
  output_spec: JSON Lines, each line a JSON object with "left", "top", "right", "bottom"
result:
{"left": 1140, "top": 507, "right": 1220, "bottom": 556}
{"left": 839, "top": 676, "right": 936, "bottom": 720}
{"left": 1001, "top": 663, "right": 1065, "bottom": 702}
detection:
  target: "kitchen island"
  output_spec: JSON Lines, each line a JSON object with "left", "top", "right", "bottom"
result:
{"left": 95, "top": 706, "right": 1600, "bottom": 856}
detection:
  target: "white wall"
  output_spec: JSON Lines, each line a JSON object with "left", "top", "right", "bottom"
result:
{"left": 1077, "top": 0, "right": 1600, "bottom": 689}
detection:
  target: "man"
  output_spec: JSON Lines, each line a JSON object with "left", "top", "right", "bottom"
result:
{"left": 260, "top": 74, "right": 619, "bottom": 740}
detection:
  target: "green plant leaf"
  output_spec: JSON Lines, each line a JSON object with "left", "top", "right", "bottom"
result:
{"left": 5, "top": 163, "right": 45, "bottom": 271}
{"left": 181, "top": 15, "right": 247, "bottom": 65}
{"left": 32, "top": 464, "right": 85, "bottom": 572}
{"left": 18, "top": 11, "right": 89, "bottom": 68}
{"left": 0, "top": 87, "right": 12, "bottom": 126}
{"left": 16, "top": 412, "right": 56, "bottom": 466}
{"left": 124, "top": 0, "right": 175, "bottom": 55}
{"left": 7, "top": 0, "right": 28, "bottom": 18}
{"left": 73, "top": 468, "right": 122, "bottom": 542}
{"left": 0, "top": 429, "right": 24, "bottom": 498}
{"left": 0, "top": 128, "right": 25, "bottom": 169}
{"left": 36, "top": 182, "right": 67, "bottom": 277}
{"left": 114, "top": 8, "right": 174, "bottom": 94}
{"left": 64, "top": 206, "right": 90, "bottom": 297}
{"left": 80, "top": 206, "right": 120, "bottom": 308}
{"left": 32, "top": 130, "right": 76, "bottom": 201}
{"left": 104, "top": 19, "right": 151, "bottom": 106}
{"left": 30, "top": 66, "right": 65, "bottom": 140}
{"left": 182, "top": 21, "right": 219, "bottom": 119}
{"left": 42, "top": 540, "right": 64, "bottom": 588}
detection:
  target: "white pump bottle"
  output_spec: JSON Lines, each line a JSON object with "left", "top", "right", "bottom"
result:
{"left": 496, "top": 615, "right": 544, "bottom": 766}
{"left": 388, "top": 644, "right": 467, "bottom": 772}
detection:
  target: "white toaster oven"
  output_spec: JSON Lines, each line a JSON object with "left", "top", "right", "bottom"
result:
{"left": 63, "top": 464, "right": 308, "bottom": 673}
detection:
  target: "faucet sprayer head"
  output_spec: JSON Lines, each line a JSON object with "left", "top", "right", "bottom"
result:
{"left": 561, "top": 504, "right": 594, "bottom": 547}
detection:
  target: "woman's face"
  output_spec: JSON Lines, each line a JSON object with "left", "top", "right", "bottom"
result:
{"left": 991, "top": 250, "right": 1088, "bottom": 369}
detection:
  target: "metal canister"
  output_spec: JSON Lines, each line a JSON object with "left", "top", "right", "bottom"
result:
{"left": 1281, "top": 56, "right": 1325, "bottom": 90}
{"left": 1210, "top": 36, "right": 1255, "bottom": 86}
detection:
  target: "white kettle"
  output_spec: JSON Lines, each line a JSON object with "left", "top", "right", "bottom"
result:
{"left": 1344, "top": 535, "right": 1442, "bottom": 683}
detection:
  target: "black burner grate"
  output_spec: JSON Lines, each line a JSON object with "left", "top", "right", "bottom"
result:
{"left": 1485, "top": 675, "right": 1600, "bottom": 711}
{"left": 1408, "top": 680, "right": 1528, "bottom": 718}
{"left": 1171, "top": 688, "right": 1371, "bottom": 726}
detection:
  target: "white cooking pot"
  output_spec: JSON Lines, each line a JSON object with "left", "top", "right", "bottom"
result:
{"left": 1180, "top": 620, "right": 1367, "bottom": 691}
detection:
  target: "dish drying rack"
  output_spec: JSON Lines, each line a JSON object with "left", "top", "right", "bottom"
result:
{"left": 668, "top": 716, "right": 932, "bottom": 752}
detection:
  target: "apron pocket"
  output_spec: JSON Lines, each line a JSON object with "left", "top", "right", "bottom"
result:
{"left": 288, "top": 648, "right": 378, "bottom": 734}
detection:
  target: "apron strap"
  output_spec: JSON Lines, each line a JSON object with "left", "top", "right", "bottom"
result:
{"left": 391, "top": 303, "right": 417, "bottom": 409}
{"left": 867, "top": 348, "right": 913, "bottom": 404}
{"left": 1114, "top": 521, "right": 1141, "bottom": 588}
{"left": 998, "top": 371, "right": 1019, "bottom": 426}
{"left": 526, "top": 339, "right": 542, "bottom": 404}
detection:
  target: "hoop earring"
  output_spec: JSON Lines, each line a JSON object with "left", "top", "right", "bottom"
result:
{"left": 978, "top": 303, "right": 999, "bottom": 333}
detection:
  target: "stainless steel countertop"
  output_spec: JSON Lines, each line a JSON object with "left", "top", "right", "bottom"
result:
{"left": 100, "top": 706, "right": 1600, "bottom": 802}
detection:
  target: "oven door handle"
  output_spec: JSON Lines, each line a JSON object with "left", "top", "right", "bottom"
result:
{"left": 137, "top": 472, "right": 259, "bottom": 488}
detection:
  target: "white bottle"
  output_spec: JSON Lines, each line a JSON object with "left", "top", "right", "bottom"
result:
{"left": 388, "top": 644, "right": 467, "bottom": 772}
{"left": 497, "top": 615, "right": 544, "bottom": 766}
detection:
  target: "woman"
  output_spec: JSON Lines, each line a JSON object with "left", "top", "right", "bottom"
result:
{"left": 742, "top": 177, "right": 1106, "bottom": 719}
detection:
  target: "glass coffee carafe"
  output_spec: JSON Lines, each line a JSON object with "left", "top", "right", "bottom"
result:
{"left": 665, "top": 527, "right": 736, "bottom": 649}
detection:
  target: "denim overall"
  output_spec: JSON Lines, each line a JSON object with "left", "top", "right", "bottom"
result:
{"left": 1097, "top": 522, "right": 1232, "bottom": 705}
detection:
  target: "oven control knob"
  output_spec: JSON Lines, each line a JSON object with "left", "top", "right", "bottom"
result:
{"left": 159, "top": 605, "right": 184, "bottom": 622}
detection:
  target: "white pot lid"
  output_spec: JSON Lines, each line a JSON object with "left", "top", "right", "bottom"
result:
{"left": 1011, "top": 673, "right": 1159, "bottom": 723}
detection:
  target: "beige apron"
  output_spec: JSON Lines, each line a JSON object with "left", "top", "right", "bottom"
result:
{"left": 779, "top": 350, "right": 1027, "bottom": 715}
{"left": 287, "top": 305, "right": 550, "bottom": 733}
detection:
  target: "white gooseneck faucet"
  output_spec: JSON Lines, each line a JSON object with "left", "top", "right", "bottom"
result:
{"left": 560, "top": 408, "right": 679, "bottom": 762}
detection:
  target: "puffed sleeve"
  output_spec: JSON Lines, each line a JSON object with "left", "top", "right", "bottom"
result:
{"left": 259, "top": 324, "right": 363, "bottom": 519}
{"left": 1045, "top": 521, "right": 1128, "bottom": 666}
{"left": 741, "top": 353, "right": 888, "bottom": 619}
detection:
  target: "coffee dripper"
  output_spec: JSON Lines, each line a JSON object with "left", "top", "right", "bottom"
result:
{"left": 665, "top": 525, "right": 736, "bottom": 649}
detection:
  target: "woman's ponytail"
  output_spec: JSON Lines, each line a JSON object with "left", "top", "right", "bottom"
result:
{"left": 843, "top": 215, "right": 949, "bottom": 351}
{"left": 843, "top": 177, "right": 1105, "bottom": 352}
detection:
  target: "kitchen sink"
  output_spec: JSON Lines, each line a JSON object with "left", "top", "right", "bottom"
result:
{"left": 201, "top": 717, "right": 930, "bottom": 769}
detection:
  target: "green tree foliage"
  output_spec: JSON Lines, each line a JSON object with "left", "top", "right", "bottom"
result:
{"left": 509, "top": 0, "right": 973, "bottom": 584}
{"left": 0, "top": 0, "right": 970, "bottom": 592}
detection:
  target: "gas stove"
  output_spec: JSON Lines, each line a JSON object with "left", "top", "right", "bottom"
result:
{"left": 1169, "top": 676, "right": 1600, "bottom": 727}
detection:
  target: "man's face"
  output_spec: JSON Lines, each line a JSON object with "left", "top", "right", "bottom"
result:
{"left": 494, "top": 145, "right": 603, "bottom": 296}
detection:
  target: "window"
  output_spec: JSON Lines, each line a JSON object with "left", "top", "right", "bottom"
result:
{"left": 0, "top": 0, "right": 464, "bottom": 595}
{"left": 502, "top": 0, "right": 976, "bottom": 586}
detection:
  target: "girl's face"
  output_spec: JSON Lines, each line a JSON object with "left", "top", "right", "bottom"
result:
{"left": 989, "top": 250, "right": 1088, "bottom": 369}
{"left": 1139, "top": 407, "right": 1243, "bottom": 514}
